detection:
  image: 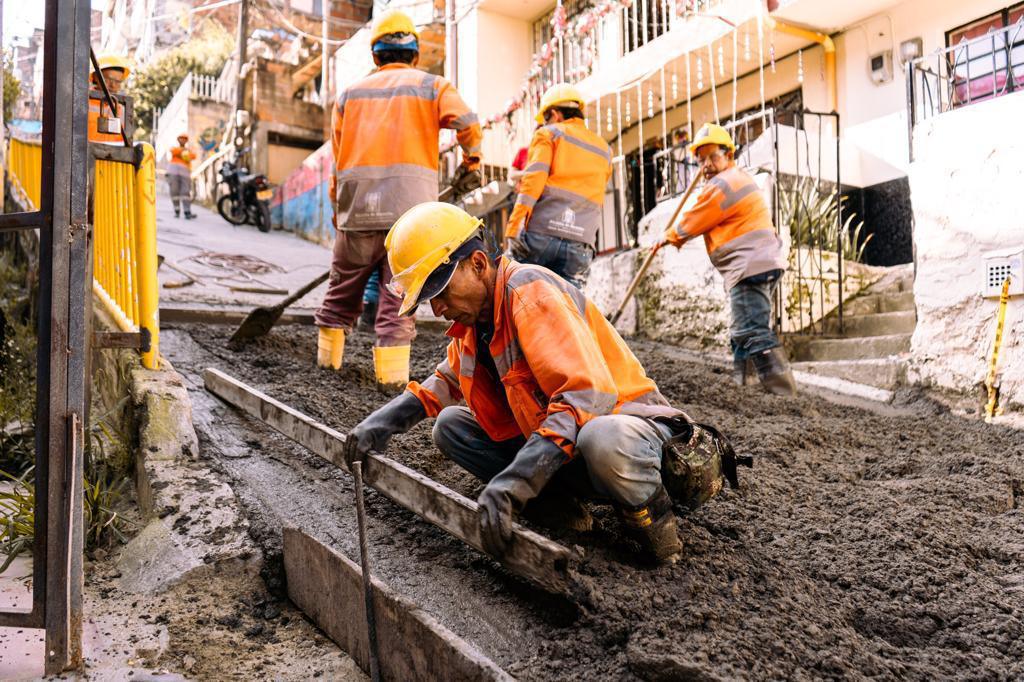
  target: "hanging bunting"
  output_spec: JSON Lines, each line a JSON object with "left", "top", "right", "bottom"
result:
{"left": 797, "top": 48, "right": 804, "bottom": 84}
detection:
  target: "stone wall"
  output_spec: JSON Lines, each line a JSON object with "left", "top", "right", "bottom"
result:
{"left": 907, "top": 92, "right": 1024, "bottom": 409}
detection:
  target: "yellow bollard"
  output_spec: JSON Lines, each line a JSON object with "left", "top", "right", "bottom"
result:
{"left": 134, "top": 143, "right": 160, "bottom": 370}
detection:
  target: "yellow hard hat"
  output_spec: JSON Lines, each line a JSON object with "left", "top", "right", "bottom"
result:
{"left": 688, "top": 123, "right": 735, "bottom": 154}
{"left": 535, "top": 83, "right": 585, "bottom": 124}
{"left": 370, "top": 9, "right": 419, "bottom": 45}
{"left": 385, "top": 202, "right": 484, "bottom": 316}
{"left": 90, "top": 54, "right": 132, "bottom": 79}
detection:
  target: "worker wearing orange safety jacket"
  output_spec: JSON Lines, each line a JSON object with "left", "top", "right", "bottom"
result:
{"left": 503, "top": 84, "right": 611, "bottom": 288}
{"left": 663, "top": 123, "right": 795, "bottom": 395}
{"left": 88, "top": 54, "right": 130, "bottom": 145}
{"left": 167, "top": 134, "right": 196, "bottom": 220}
{"left": 341, "top": 204, "right": 751, "bottom": 565}
{"left": 315, "top": 9, "right": 483, "bottom": 389}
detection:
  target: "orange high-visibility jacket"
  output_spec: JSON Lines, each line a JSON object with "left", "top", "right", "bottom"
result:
{"left": 331, "top": 63, "right": 482, "bottom": 230}
{"left": 87, "top": 92, "right": 124, "bottom": 145}
{"left": 407, "top": 258, "right": 680, "bottom": 456}
{"left": 506, "top": 119, "right": 612, "bottom": 245}
{"left": 167, "top": 146, "right": 193, "bottom": 178}
{"left": 664, "top": 165, "right": 786, "bottom": 290}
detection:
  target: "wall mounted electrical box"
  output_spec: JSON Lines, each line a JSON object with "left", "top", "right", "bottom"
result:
{"left": 982, "top": 248, "right": 1024, "bottom": 298}
{"left": 869, "top": 50, "right": 894, "bottom": 84}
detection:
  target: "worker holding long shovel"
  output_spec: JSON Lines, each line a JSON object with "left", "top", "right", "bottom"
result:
{"left": 663, "top": 124, "right": 794, "bottom": 395}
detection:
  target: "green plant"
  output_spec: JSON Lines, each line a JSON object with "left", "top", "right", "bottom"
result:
{"left": 778, "top": 177, "right": 872, "bottom": 263}
{"left": 2, "top": 51, "right": 22, "bottom": 123}
{"left": 126, "top": 18, "right": 234, "bottom": 136}
{"left": 0, "top": 466, "right": 34, "bottom": 573}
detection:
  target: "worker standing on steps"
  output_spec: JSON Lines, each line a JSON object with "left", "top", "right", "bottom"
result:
{"left": 663, "top": 124, "right": 796, "bottom": 396}
{"left": 315, "top": 9, "right": 483, "bottom": 388}
{"left": 167, "top": 134, "right": 197, "bottom": 220}
{"left": 342, "top": 203, "right": 749, "bottom": 565}
{"left": 503, "top": 84, "right": 611, "bottom": 288}
{"left": 88, "top": 54, "right": 130, "bottom": 144}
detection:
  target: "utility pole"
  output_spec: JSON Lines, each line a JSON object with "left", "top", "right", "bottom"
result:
{"left": 321, "top": 0, "right": 330, "bottom": 137}
{"left": 234, "top": 0, "right": 249, "bottom": 117}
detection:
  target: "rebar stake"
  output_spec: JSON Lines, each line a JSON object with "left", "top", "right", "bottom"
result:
{"left": 353, "top": 461, "right": 382, "bottom": 682}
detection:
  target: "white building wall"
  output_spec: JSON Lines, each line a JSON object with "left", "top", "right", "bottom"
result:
{"left": 834, "top": 0, "right": 1010, "bottom": 173}
{"left": 907, "top": 92, "right": 1024, "bottom": 408}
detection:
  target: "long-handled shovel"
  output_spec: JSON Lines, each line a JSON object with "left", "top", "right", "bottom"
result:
{"left": 608, "top": 172, "right": 703, "bottom": 326}
{"left": 228, "top": 270, "right": 329, "bottom": 344}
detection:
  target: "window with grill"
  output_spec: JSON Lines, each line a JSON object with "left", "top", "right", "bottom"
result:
{"left": 946, "top": 3, "right": 1024, "bottom": 106}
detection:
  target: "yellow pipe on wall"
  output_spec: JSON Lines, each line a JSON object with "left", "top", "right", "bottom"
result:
{"left": 767, "top": 17, "right": 837, "bottom": 114}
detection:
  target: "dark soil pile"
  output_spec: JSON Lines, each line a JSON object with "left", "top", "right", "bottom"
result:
{"left": 166, "top": 322, "right": 1024, "bottom": 680}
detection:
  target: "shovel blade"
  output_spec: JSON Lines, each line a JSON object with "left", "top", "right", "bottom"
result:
{"left": 228, "top": 306, "right": 281, "bottom": 343}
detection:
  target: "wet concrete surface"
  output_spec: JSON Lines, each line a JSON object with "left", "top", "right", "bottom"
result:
{"left": 163, "top": 322, "right": 1024, "bottom": 680}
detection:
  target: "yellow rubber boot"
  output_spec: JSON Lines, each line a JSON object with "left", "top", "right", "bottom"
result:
{"left": 317, "top": 327, "right": 345, "bottom": 369}
{"left": 373, "top": 345, "right": 410, "bottom": 388}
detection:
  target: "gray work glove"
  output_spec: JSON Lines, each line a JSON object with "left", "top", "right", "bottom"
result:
{"left": 343, "top": 391, "right": 426, "bottom": 470}
{"left": 478, "top": 433, "right": 567, "bottom": 557}
{"left": 451, "top": 164, "right": 483, "bottom": 196}
{"left": 503, "top": 234, "right": 531, "bottom": 261}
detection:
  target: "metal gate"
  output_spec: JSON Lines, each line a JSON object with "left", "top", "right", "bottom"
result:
{"left": 0, "top": 0, "right": 92, "bottom": 673}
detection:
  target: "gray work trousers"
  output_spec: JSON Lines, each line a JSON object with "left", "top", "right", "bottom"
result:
{"left": 166, "top": 173, "right": 191, "bottom": 213}
{"left": 432, "top": 405, "right": 673, "bottom": 507}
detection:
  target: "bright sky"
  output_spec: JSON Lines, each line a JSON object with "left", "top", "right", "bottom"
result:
{"left": 3, "top": 1, "right": 106, "bottom": 48}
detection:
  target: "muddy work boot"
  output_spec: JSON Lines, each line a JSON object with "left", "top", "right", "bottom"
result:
{"left": 751, "top": 347, "right": 797, "bottom": 396}
{"left": 317, "top": 327, "right": 345, "bottom": 369}
{"left": 522, "top": 490, "right": 593, "bottom": 533}
{"left": 619, "top": 486, "right": 683, "bottom": 564}
{"left": 731, "top": 358, "right": 757, "bottom": 386}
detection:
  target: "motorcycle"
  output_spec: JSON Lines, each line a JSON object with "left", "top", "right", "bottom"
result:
{"left": 216, "top": 148, "right": 273, "bottom": 233}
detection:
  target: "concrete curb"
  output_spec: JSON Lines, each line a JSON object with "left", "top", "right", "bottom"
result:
{"left": 92, "top": 302, "right": 259, "bottom": 594}
{"left": 118, "top": 357, "right": 260, "bottom": 594}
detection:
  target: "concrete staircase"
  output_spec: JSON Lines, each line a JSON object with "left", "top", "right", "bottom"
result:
{"left": 788, "top": 266, "right": 915, "bottom": 390}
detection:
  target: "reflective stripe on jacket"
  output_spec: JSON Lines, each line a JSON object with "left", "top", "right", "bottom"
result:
{"left": 331, "top": 63, "right": 482, "bottom": 230}
{"left": 506, "top": 119, "right": 611, "bottom": 246}
{"left": 664, "top": 165, "right": 786, "bottom": 290}
{"left": 167, "top": 146, "right": 192, "bottom": 178}
{"left": 407, "top": 257, "right": 680, "bottom": 456}
{"left": 87, "top": 92, "right": 124, "bottom": 145}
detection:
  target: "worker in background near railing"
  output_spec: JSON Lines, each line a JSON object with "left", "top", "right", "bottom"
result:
{"left": 502, "top": 84, "right": 611, "bottom": 288}
{"left": 88, "top": 54, "right": 130, "bottom": 144}
{"left": 315, "top": 8, "right": 483, "bottom": 388}
{"left": 167, "top": 133, "right": 197, "bottom": 220}
{"left": 663, "top": 124, "right": 795, "bottom": 396}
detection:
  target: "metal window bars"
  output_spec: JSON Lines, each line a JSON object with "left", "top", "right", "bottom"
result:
{"left": 907, "top": 17, "right": 1024, "bottom": 160}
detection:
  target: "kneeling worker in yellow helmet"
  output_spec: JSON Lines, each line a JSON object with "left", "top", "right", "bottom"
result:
{"left": 663, "top": 124, "right": 796, "bottom": 395}
{"left": 315, "top": 9, "right": 483, "bottom": 387}
{"left": 502, "top": 84, "right": 611, "bottom": 287}
{"left": 342, "top": 203, "right": 749, "bottom": 565}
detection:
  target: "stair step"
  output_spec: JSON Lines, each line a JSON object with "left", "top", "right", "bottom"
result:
{"left": 824, "top": 310, "right": 916, "bottom": 337}
{"left": 792, "top": 359, "right": 907, "bottom": 390}
{"left": 842, "top": 291, "right": 916, "bottom": 316}
{"left": 791, "top": 333, "right": 912, "bottom": 362}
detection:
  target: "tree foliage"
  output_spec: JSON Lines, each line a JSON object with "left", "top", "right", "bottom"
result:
{"left": 127, "top": 19, "right": 234, "bottom": 135}
{"left": 2, "top": 52, "right": 22, "bottom": 123}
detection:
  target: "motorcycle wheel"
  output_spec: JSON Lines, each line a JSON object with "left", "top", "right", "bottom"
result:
{"left": 217, "top": 195, "right": 247, "bottom": 225}
{"left": 255, "top": 201, "right": 272, "bottom": 233}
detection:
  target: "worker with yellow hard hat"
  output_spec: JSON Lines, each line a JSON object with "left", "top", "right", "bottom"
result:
{"left": 662, "top": 123, "right": 794, "bottom": 395}
{"left": 88, "top": 54, "right": 131, "bottom": 144}
{"left": 167, "top": 133, "right": 196, "bottom": 220}
{"left": 502, "top": 83, "right": 611, "bottom": 287}
{"left": 315, "top": 8, "right": 483, "bottom": 388}
{"left": 341, "top": 202, "right": 749, "bottom": 565}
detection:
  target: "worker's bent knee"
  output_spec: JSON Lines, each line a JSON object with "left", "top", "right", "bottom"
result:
{"left": 431, "top": 406, "right": 467, "bottom": 453}
{"left": 576, "top": 415, "right": 665, "bottom": 506}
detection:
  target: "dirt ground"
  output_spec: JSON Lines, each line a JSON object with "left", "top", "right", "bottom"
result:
{"left": 162, "top": 321, "right": 1024, "bottom": 681}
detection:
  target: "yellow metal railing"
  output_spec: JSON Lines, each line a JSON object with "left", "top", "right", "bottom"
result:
{"left": 92, "top": 143, "right": 160, "bottom": 369}
{"left": 6, "top": 137, "right": 160, "bottom": 368}
{"left": 8, "top": 137, "right": 42, "bottom": 211}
